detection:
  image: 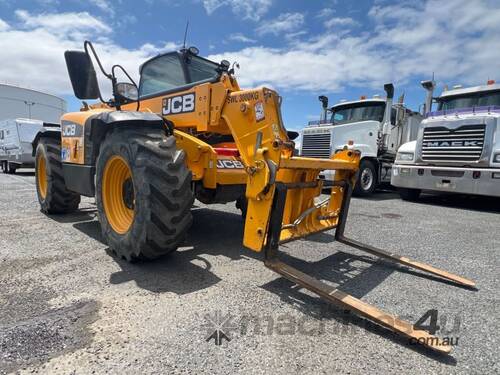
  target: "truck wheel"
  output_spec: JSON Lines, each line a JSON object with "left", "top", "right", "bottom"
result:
{"left": 398, "top": 188, "right": 421, "bottom": 201}
{"left": 95, "top": 126, "right": 194, "bottom": 261}
{"left": 7, "top": 162, "right": 17, "bottom": 174}
{"left": 353, "top": 159, "right": 377, "bottom": 197}
{"left": 35, "top": 138, "right": 81, "bottom": 214}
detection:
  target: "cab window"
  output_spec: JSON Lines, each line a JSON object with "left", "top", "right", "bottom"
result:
{"left": 186, "top": 56, "right": 219, "bottom": 83}
{"left": 139, "top": 54, "right": 186, "bottom": 97}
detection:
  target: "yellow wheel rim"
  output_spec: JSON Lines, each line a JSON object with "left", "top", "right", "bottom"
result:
{"left": 37, "top": 154, "right": 48, "bottom": 199}
{"left": 102, "top": 155, "right": 135, "bottom": 234}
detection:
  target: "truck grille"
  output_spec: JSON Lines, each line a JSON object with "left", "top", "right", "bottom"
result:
{"left": 301, "top": 132, "right": 331, "bottom": 158}
{"left": 421, "top": 125, "right": 485, "bottom": 162}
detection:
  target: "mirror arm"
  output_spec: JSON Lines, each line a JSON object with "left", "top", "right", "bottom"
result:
{"left": 84, "top": 41, "right": 112, "bottom": 79}
{"left": 83, "top": 41, "right": 109, "bottom": 104}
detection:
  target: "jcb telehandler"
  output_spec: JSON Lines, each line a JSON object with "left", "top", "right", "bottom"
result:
{"left": 33, "top": 41, "right": 474, "bottom": 354}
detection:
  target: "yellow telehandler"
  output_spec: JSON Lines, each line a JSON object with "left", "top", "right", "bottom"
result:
{"left": 33, "top": 41, "right": 474, "bottom": 354}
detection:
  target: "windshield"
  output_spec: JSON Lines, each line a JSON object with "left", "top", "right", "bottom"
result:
{"left": 139, "top": 53, "right": 219, "bottom": 97}
{"left": 438, "top": 90, "right": 500, "bottom": 110}
{"left": 185, "top": 55, "right": 219, "bottom": 82}
{"left": 330, "top": 102, "right": 385, "bottom": 125}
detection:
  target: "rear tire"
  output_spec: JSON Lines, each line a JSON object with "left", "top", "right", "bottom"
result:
{"left": 95, "top": 126, "right": 194, "bottom": 261}
{"left": 35, "top": 138, "right": 81, "bottom": 214}
{"left": 353, "top": 159, "right": 377, "bottom": 197}
{"left": 7, "top": 162, "right": 17, "bottom": 174}
{"left": 398, "top": 188, "right": 421, "bottom": 201}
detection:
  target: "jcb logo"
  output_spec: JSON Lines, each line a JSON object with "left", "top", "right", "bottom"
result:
{"left": 162, "top": 93, "right": 195, "bottom": 115}
{"left": 216, "top": 160, "right": 244, "bottom": 169}
{"left": 61, "top": 122, "right": 82, "bottom": 137}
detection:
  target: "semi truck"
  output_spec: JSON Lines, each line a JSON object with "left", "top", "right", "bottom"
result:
{"left": 300, "top": 84, "right": 423, "bottom": 196}
{"left": 392, "top": 80, "right": 500, "bottom": 200}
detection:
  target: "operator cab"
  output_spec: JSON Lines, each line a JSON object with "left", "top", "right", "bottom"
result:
{"left": 436, "top": 83, "right": 500, "bottom": 111}
{"left": 139, "top": 47, "right": 226, "bottom": 99}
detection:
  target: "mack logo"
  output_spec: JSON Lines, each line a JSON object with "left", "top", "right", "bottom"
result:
{"left": 162, "top": 93, "right": 195, "bottom": 115}
{"left": 423, "top": 140, "right": 481, "bottom": 147}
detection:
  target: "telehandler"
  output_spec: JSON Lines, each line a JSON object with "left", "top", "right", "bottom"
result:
{"left": 33, "top": 41, "right": 474, "bottom": 354}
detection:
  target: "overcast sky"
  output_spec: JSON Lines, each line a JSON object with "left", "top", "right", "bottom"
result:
{"left": 1, "top": 0, "right": 500, "bottom": 129}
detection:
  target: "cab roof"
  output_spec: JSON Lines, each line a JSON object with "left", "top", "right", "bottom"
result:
{"left": 331, "top": 98, "right": 385, "bottom": 110}
{"left": 439, "top": 83, "right": 500, "bottom": 99}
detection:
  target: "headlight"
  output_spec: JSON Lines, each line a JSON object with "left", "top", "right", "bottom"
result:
{"left": 396, "top": 152, "right": 414, "bottom": 161}
{"left": 494, "top": 153, "right": 500, "bottom": 163}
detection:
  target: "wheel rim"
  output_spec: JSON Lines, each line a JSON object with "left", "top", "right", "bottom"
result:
{"left": 102, "top": 155, "right": 135, "bottom": 234}
{"left": 360, "top": 167, "right": 374, "bottom": 191}
{"left": 37, "top": 154, "right": 48, "bottom": 199}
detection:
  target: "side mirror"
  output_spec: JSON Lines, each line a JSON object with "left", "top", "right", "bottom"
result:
{"left": 115, "top": 82, "right": 138, "bottom": 101}
{"left": 64, "top": 51, "right": 100, "bottom": 100}
{"left": 287, "top": 131, "right": 299, "bottom": 140}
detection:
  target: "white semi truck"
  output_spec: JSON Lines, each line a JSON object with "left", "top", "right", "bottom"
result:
{"left": 392, "top": 80, "right": 500, "bottom": 200}
{"left": 300, "top": 84, "right": 423, "bottom": 195}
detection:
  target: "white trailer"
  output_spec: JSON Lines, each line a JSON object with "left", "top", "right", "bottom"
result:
{"left": 0, "top": 119, "right": 46, "bottom": 173}
{"left": 392, "top": 80, "right": 500, "bottom": 199}
{"left": 300, "top": 84, "right": 423, "bottom": 196}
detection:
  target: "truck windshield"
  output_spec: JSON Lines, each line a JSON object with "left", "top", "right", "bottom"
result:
{"left": 438, "top": 90, "right": 500, "bottom": 110}
{"left": 330, "top": 102, "right": 385, "bottom": 125}
{"left": 139, "top": 53, "right": 219, "bottom": 97}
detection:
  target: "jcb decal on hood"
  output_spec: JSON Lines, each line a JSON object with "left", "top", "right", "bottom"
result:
{"left": 61, "top": 121, "right": 83, "bottom": 137}
{"left": 216, "top": 159, "right": 244, "bottom": 169}
{"left": 162, "top": 93, "right": 195, "bottom": 115}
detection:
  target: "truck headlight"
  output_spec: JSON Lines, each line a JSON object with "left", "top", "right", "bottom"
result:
{"left": 396, "top": 152, "right": 414, "bottom": 162}
{"left": 494, "top": 153, "right": 500, "bottom": 163}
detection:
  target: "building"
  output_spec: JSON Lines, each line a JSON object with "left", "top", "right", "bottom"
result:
{"left": 0, "top": 83, "right": 66, "bottom": 123}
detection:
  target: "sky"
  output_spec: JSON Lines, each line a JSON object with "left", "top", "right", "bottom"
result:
{"left": 1, "top": 0, "right": 500, "bottom": 130}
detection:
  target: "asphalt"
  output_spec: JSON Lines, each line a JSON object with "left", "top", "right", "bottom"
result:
{"left": 0, "top": 170, "right": 499, "bottom": 374}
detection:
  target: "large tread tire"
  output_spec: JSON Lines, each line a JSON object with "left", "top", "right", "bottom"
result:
{"left": 399, "top": 188, "right": 421, "bottom": 201}
{"left": 35, "top": 138, "right": 81, "bottom": 214}
{"left": 353, "top": 159, "right": 377, "bottom": 197}
{"left": 95, "top": 126, "right": 194, "bottom": 261}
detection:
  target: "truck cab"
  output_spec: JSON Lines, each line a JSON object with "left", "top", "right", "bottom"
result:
{"left": 392, "top": 80, "right": 500, "bottom": 199}
{"left": 300, "top": 85, "right": 422, "bottom": 196}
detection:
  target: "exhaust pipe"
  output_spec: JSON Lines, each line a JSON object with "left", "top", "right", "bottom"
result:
{"left": 421, "top": 80, "right": 435, "bottom": 115}
{"left": 318, "top": 95, "right": 329, "bottom": 123}
{"left": 381, "top": 83, "right": 394, "bottom": 151}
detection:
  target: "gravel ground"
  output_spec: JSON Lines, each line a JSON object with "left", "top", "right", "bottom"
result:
{"left": 0, "top": 170, "right": 499, "bottom": 374}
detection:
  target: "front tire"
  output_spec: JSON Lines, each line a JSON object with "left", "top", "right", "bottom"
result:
{"left": 353, "top": 159, "right": 377, "bottom": 197}
{"left": 398, "top": 188, "right": 421, "bottom": 201}
{"left": 96, "top": 126, "right": 194, "bottom": 261}
{"left": 35, "top": 138, "right": 81, "bottom": 214}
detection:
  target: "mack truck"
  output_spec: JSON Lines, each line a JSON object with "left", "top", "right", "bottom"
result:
{"left": 300, "top": 84, "right": 423, "bottom": 196}
{"left": 392, "top": 80, "right": 500, "bottom": 200}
